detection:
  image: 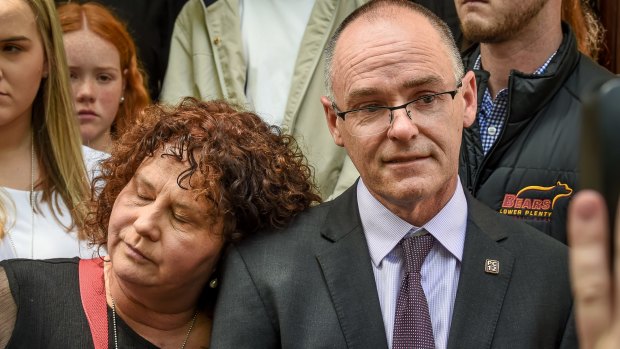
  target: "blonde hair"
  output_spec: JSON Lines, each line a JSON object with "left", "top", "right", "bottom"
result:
{"left": 0, "top": 0, "right": 90, "bottom": 240}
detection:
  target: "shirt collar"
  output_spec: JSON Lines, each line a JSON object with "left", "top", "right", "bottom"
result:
{"left": 358, "top": 178, "right": 468, "bottom": 267}
{"left": 473, "top": 51, "right": 558, "bottom": 75}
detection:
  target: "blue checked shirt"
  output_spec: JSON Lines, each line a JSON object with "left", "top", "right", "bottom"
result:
{"left": 474, "top": 52, "right": 556, "bottom": 155}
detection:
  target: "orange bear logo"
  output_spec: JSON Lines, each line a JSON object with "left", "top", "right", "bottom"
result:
{"left": 501, "top": 181, "right": 573, "bottom": 212}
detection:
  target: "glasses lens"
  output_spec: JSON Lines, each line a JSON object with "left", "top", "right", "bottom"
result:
{"left": 344, "top": 108, "right": 391, "bottom": 137}
{"left": 406, "top": 93, "right": 454, "bottom": 123}
{"left": 344, "top": 92, "right": 455, "bottom": 137}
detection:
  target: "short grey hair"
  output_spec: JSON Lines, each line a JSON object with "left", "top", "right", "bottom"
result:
{"left": 324, "top": 0, "right": 464, "bottom": 101}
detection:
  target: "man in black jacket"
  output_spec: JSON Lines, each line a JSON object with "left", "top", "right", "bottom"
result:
{"left": 455, "top": 0, "right": 614, "bottom": 243}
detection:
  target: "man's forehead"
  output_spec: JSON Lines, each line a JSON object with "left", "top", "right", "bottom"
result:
{"left": 333, "top": 11, "right": 445, "bottom": 69}
{"left": 331, "top": 12, "right": 452, "bottom": 96}
{"left": 337, "top": 7, "right": 435, "bottom": 45}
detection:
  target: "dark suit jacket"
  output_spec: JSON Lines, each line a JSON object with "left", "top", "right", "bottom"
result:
{"left": 210, "top": 185, "right": 577, "bottom": 349}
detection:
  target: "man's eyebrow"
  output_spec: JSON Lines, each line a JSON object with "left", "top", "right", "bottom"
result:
{"left": 402, "top": 76, "right": 444, "bottom": 89}
{"left": 348, "top": 87, "right": 382, "bottom": 101}
{"left": 347, "top": 76, "right": 446, "bottom": 102}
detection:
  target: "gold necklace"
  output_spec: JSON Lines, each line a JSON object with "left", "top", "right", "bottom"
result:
{"left": 6, "top": 133, "right": 35, "bottom": 258}
{"left": 110, "top": 296, "right": 199, "bottom": 349}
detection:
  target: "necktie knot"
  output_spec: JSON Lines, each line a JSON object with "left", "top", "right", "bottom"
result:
{"left": 401, "top": 232, "right": 435, "bottom": 273}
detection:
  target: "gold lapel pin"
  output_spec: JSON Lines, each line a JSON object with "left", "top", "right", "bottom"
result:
{"left": 485, "top": 259, "right": 500, "bottom": 274}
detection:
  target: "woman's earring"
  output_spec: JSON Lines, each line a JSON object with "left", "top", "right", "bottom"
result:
{"left": 209, "top": 278, "right": 218, "bottom": 289}
{"left": 120, "top": 96, "right": 125, "bottom": 104}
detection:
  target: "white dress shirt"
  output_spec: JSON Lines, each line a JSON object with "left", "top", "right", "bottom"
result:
{"left": 240, "top": 0, "right": 315, "bottom": 126}
{"left": 358, "top": 179, "right": 468, "bottom": 349}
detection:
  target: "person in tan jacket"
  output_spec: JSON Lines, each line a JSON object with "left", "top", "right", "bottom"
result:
{"left": 160, "top": 0, "right": 366, "bottom": 199}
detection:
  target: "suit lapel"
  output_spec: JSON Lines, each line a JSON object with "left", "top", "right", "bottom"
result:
{"left": 316, "top": 186, "right": 389, "bottom": 349}
{"left": 447, "top": 196, "right": 515, "bottom": 349}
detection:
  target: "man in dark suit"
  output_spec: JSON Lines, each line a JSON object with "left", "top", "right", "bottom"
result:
{"left": 210, "top": 1, "right": 576, "bottom": 348}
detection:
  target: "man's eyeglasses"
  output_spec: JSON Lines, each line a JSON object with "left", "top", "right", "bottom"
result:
{"left": 332, "top": 81, "right": 462, "bottom": 137}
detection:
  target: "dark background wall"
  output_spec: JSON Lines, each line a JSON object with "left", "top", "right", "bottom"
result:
{"left": 596, "top": 0, "right": 620, "bottom": 73}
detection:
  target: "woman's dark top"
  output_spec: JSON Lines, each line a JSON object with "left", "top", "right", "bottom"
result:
{"left": 0, "top": 258, "right": 158, "bottom": 348}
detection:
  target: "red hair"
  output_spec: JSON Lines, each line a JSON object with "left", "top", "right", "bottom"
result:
{"left": 84, "top": 98, "right": 322, "bottom": 245}
{"left": 562, "top": 0, "right": 604, "bottom": 60}
{"left": 57, "top": 2, "right": 151, "bottom": 138}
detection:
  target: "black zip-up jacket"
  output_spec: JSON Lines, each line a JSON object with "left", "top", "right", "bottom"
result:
{"left": 459, "top": 23, "right": 614, "bottom": 244}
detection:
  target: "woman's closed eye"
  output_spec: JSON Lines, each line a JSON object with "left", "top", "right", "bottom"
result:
{"left": 172, "top": 212, "right": 190, "bottom": 224}
{"left": 133, "top": 193, "right": 153, "bottom": 205}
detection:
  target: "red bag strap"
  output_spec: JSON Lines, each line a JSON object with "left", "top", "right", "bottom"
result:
{"left": 79, "top": 258, "right": 108, "bottom": 349}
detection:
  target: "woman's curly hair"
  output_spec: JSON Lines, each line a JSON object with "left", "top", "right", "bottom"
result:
{"left": 84, "top": 97, "right": 321, "bottom": 247}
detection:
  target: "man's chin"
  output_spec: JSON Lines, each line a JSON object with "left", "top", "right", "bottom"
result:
{"left": 461, "top": 21, "right": 507, "bottom": 44}
{"left": 374, "top": 179, "right": 429, "bottom": 202}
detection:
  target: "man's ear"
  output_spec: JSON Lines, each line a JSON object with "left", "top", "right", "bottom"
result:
{"left": 321, "top": 95, "right": 345, "bottom": 147}
{"left": 460, "top": 70, "right": 477, "bottom": 128}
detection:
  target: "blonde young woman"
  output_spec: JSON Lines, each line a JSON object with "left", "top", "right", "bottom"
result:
{"left": 0, "top": 0, "right": 105, "bottom": 260}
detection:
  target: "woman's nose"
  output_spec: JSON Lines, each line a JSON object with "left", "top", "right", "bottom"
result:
{"left": 132, "top": 205, "right": 162, "bottom": 242}
{"left": 75, "top": 79, "right": 96, "bottom": 103}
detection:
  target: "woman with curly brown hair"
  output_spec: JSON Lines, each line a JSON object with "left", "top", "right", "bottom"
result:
{"left": 0, "top": 97, "right": 321, "bottom": 348}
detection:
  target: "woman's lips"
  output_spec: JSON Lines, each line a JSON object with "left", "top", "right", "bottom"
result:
{"left": 77, "top": 110, "right": 98, "bottom": 122}
{"left": 124, "top": 242, "right": 152, "bottom": 262}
